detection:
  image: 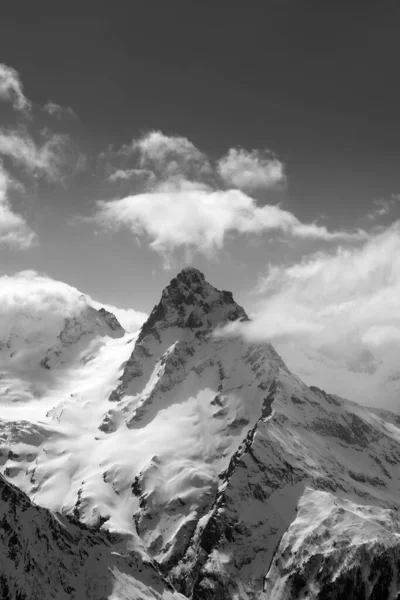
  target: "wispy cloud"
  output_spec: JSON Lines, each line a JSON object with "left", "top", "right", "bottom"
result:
{"left": 0, "top": 63, "right": 31, "bottom": 112}
{"left": 43, "top": 100, "right": 78, "bottom": 120}
{"left": 242, "top": 224, "right": 400, "bottom": 346}
{"left": 107, "top": 168, "right": 155, "bottom": 184}
{"left": 96, "top": 131, "right": 366, "bottom": 266}
{"left": 0, "top": 128, "right": 81, "bottom": 182}
{"left": 0, "top": 164, "right": 36, "bottom": 249}
{"left": 0, "top": 63, "right": 84, "bottom": 250}
{"left": 367, "top": 194, "right": 400, "bottom": 221}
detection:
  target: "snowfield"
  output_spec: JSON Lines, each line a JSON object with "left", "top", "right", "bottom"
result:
{"left": 2, "top": 267, "right": 400, "bottom": 599}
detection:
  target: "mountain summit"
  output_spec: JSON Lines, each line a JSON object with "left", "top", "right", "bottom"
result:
{"left": 2, "top": 270, "right": 400, "bottom": 599}
{"left": 138, "top": 267, "right": 248, "bottom": 343}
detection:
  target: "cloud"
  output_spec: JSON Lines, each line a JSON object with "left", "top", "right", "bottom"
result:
{"left": 43, "top": 100, "right": 78, "bottom": 120}
{"left": 103, "top": 130, "right": 212, "bottom": 185}
{"left": 217, "top": 148, "right": 285, "bottom": 192}
{"left": 367, "top": 194, "right": 400, "bottom": 221}
{"left": 96, "top": 132, "right": 366, "bottom": 266}
{"left": 0, "top": 164, "right": 36, "bottom": 249}
{"left": 0, "top": 128, "right": 82, "bottom": 182}
{"left": 224, "top": 223, "right": 400, "bottom": 407}
{"left": 96, "top": 182, "right": 366, "bottom": 265}
{"left": 107, "top": 168, "right": 155, "bottom": 184}
{"left": 133, "top": 130, "right": 212, "bottom": 181}
{"left": 0, "top": 64, "right": 84, "bottom": 252}
{"left": 0, "top": 63, "right": 31, "bottom": 112}
{"left": 0, "top": 65, "right": 83, "bottom": 182}
{"left": 242, "top": 223, "right": 400, "bottom": 345}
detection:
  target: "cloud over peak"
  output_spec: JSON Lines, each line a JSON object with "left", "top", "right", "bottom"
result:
{"left": 96, "top": 131, "right": 367, "bottom": 266}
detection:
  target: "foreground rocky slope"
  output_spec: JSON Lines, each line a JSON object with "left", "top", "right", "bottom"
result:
{"left": 2, "top": 268, "right": 400, "bottom": 599}
{"left": 0, "top": 473, "right": 185, "bottom": 599}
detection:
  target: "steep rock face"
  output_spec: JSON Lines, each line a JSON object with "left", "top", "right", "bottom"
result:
{"left": 0, "top": 473, "right": 185, "bottom": 600}
{"left": 137, "top": 268, "right": 247, "bottom": 342}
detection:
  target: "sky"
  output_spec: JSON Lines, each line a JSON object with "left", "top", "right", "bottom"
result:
{"left": 2, "top": 2, "right": 400, "bottom": 406}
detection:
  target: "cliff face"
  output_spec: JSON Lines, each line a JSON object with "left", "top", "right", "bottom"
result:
{"left": 2, "top": 269, "right": 400, "bottom": 599}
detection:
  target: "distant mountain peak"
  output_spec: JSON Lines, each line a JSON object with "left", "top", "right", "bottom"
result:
{"left": 138, "top": 269, "right": 248, "bottom": 343}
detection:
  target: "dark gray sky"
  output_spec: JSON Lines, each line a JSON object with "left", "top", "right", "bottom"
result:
{"left": 1, "top": 1, "right": 400, "bottom": 312}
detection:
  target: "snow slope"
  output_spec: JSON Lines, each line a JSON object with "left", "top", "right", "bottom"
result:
{"left": 2, "top": 267, "right": 400, "bottom": 599}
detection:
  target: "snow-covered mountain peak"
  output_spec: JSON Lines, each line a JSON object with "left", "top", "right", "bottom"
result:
{"left": 138, "top": 268, "right": 248, "bottom": 344}
{"left": 5, "top": 270, "right": 400, "bottom": 598}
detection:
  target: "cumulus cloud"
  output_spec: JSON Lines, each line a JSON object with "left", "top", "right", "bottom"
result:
{"left": 223, "top": 224, "right": 400, "bottom": 407}
{"left": 97, "top": 132, "right": 365, "bottom": 266}
{"left": 43, "top": 100, "right": 78, "bottom": 120}
{"left": 0, "top": 164, "right": 36, "bottom": 249}
{"left": 0, "top": 63, "right": 31, "bottom": 112}
{"left": 103, "top": 130, "right": 212, "bottom": 185}
{"left": 217, "top": 148, "right": 285, "bottom": 192}
{"left": 132, "top": 130, "right": 212, "bottom": 181}
{"left": 96, "top": 183, "right": 366, "bottom": 266}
